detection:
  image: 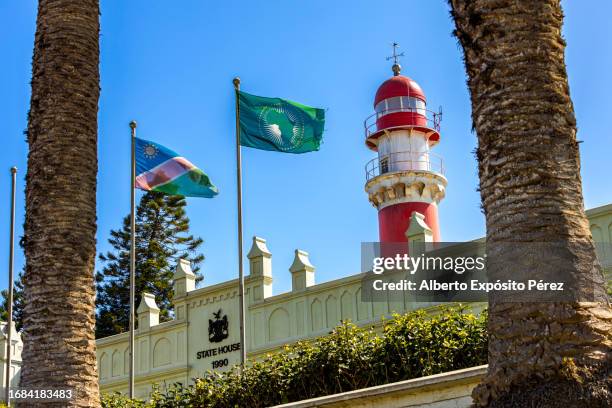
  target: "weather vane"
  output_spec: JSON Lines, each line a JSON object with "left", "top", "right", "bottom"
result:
{"left": 386, "top": 42, "right": 404, "bottom": 75}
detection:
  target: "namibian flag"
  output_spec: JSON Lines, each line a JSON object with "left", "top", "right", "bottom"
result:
{"left": 135, "top": 137, "right": 218, "bottom": 198}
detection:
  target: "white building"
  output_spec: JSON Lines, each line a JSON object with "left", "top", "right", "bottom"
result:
{"left": 95, "top": 204, "right": 612, "bottom": 399}
{"left": 96, "top": 233, "right": 432, "bottom": 398}
{"left": 1, "top": 204, "right": 608, "bottom": 400}
{"left": 0, "top": 321, "right": 22, "bottom": 401}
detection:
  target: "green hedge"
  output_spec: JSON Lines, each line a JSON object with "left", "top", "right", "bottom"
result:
{"left": 102, "top": 306, "right": 487, "bottom": 408}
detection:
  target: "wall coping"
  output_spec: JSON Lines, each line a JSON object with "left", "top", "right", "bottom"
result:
{"left": 586, "top": 203, "right": 612, "bottom": 218}
{"left": 270, "top": 365, "right": 488, "bottom": 408}
{"left": 96, "top": 320, "right": 188, "bottom": 347}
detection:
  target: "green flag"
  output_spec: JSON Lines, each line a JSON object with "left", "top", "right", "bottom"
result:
{"left": 238, "top": 91, "right": 325, "bottom": 153}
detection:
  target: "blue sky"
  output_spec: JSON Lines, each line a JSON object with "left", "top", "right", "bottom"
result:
{"left": 1, "top": 1, "right": 611, "bottom": 295}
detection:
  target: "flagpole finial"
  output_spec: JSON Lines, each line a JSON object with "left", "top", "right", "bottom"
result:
{"left": 129, "top": 120, "right": 137, "bottom": 130}
{"left": 10, "top": 166, "right": 17, "bottom": 174}
{"left": 233, "top": 77, "right": 241, "bottom": 89}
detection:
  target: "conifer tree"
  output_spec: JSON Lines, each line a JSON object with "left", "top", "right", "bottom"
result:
{"left": 95, "top": 191, "right": 204, "bottom": 338}
{"left": 0, "top": 271, "right": 25, "bottom": 331}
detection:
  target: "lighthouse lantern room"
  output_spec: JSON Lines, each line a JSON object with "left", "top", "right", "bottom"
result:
{"left": 364, "top": 44, "right": 447, "bottom": 243}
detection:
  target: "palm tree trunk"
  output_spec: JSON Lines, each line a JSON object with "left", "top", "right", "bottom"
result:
{"left": 22, "top": 0, "right": 100, "bottom": 406}
{"left": 448, "top": 0, "right": 612, "bottom": 406}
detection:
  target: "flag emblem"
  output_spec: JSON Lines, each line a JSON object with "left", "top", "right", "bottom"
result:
{"left": 258, "top": 102, "right": 306, "bottom": 151}
{"left": 143, "top": 143, "right": 159, "bottom": 159}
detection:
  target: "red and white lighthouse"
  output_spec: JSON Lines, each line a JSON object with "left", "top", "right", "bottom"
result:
{"left": 364, "top": 48, "right": 446, "bottom": 243}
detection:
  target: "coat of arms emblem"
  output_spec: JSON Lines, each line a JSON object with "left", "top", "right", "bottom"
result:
{"left": 208, "top": 309, "right": 229, "bottom": 343}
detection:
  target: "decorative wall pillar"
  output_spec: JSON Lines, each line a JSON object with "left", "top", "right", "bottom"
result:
{"left": 246, "top": 236, "right": 273, "bottom": 302}
{"left": 173, "top": 259, "right": 196, "bottom": 297}
{"left": 290, "top": 249, "right": 315, "bottom": 291}
{"left": 405, "top": 211, "right": 434, "bottom": 255}
{"left": 137, "top": 292, "right": 160, "bottom": 331}
{"left": 172, "top": 259, "right": 195, "bottom": 321}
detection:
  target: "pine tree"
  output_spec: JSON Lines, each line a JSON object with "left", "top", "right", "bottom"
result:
{"left": 95, "top": 191, "right": 204, "bottom": 338}
{"left": 0, "top": 271, "right": 25, "bottom": 331}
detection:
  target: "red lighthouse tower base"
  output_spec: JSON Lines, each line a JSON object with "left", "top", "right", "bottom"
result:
{"left": 378, "top": 202, "right": 440, "bottom": 243}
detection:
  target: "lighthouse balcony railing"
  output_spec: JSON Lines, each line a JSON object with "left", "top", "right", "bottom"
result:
{"left": 364, "top": 106, "right": 442, "bottom": 139}
{"left": 365, "top": 151, "right": 444, "bottom": 181}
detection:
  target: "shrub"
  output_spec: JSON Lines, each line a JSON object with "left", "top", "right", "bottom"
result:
{"left": 103, "top": 306, "right": 487, "bottom": 407}
{"left": 101, "top": 393, "right": 150, "bottom": 408}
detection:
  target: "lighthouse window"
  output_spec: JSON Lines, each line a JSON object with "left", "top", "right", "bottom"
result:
{"left": 415, "top": 99, "right": 426, "bottom": 115}
{"left": 375, "top": 97, "right": 427, "bottom": 117}
{"left": 380, "top": 157, "right": 390, "bottom": 174}
{"left": 386, "top": 96, "right": 402, "bottom": 113}
{"left": 401, "top": 97, "right": 426, "bottom": 113}
{"left": 375, "top": 100, "right": 387, "bottom": 118}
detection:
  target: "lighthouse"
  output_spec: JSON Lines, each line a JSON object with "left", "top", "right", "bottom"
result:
{"left": 365, "top": 45, "right": 447, "bottom": 243}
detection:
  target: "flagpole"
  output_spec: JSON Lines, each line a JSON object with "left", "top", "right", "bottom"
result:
{"left": 128, "top": 121, "right": 137, "bottom": 398}
{"left": 4, "top": 166, "right": 16, "bottom": 406}
{"left": 233, "top": 77, "right": 247, "bottom": 368}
